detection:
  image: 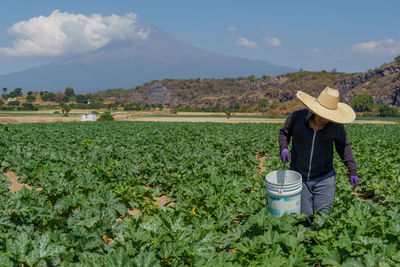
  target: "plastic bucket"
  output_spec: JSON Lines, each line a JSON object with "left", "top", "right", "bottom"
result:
{"left": 265, "top": 170, "right": 302, "bottom": 217}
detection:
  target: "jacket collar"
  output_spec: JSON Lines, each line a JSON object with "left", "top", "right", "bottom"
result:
{"left": 305, "top": 110, "right": 313, "bottom": 122}
{"left": 305, "top": 109, "right": 333, "bottom": 129}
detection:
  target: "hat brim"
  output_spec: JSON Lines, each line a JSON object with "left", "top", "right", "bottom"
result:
{"left": 296, "top": 91, "right": 356, "bottom": 123}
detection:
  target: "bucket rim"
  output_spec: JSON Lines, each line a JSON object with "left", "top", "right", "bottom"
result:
{"left": 265, "top": 170, "right": 302, "bottom": 186}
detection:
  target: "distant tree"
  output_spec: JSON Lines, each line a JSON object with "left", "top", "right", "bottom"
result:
{"left": 26, "top": 94, "right": 36, "bottom": 102}
{"left": 107, "top": 103, "right": 117, "bottom": 111}
{"left": 27, "top": 91, "right": 33, "bottom": 96}
{"left": 64, "top": 87, "right": 75, "bottom": 97}
{"left": 351, "top": 93, "right": 375, "bottom": 112}
{"left": 331, "top": 68, "right": 337, "bottom": 73}
{"left": 61, "top": 103, "right": 71, "bottom": 114}
{"left": 2, "top": 88, "right": 7, "bottom": 95}
{"left": 55, "top": 92, "right": 65, "bottom": 103}
{"left": 231, "top": 102, "right": 241, "bottom": 111}
{"left": 379, "top": 105, "right": 398, "bottom": 117}
{"left": 395, "top": 55, "right": 400, "bottom": 63}
{"left": 41, "top": 92, "right": 56, "bottom": 101}
{"left": 0, "top": 99, "right": 4, "bottom": 106}
{"left": 8, "top": 100, "right": 20, "bottom": 106}
{"left": 22, "top": 103, "right": 37, "bottom": 111}
{"left": 76, "top": 94, "right": 88, "bottom": 104}
{"left": 8, "top": 91, "right": 17, "bottom": 98}
{"left": 248, "top": 75, "right": 256, "bottom": 82}
{"left": 64, "top": 104, "right": 71, "bottom": 114}
{"left": 62, "top": 95, "right": 70, "bottom": 103}
{"left": 98, "top": 111, "right": 115, "bottom": 121}
{"left": 258, "top": 98, "right": 269, "bottom": 112}
{"left": 14, "top": 88, "right": 23, "bottom": 96}
{"left": 270, "top": 101, "right": 279, "bottom": 110}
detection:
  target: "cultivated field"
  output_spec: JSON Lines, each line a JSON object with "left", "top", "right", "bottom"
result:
{"left": 0, "top": 121, "right": 399, "bottom": 265}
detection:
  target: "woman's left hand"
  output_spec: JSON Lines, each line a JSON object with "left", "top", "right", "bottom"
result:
{"left": 350, "top": 175, "right": 359, "bottom": 189}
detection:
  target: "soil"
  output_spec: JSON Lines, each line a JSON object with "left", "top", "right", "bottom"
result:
{"left": 351, "top": 191, "right": 368, "bottom": 202}
{"left": 117, "top": 186, "right": 175, "bottom": 220}
{"left": 0, "top": 116, "right": 81, "bottom": 124}
{"left": 3, "top": 172, "right": 42, "bottom": 193}
{"left": 256, "top": 152, "right": 267, "bottom": 174}
{"left": 1, "top": 112, "right": 396, "bottom": 124}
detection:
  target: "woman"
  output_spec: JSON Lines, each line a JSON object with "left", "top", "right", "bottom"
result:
{"left": 278, "top": 86, "right": 359, "bottom": 215}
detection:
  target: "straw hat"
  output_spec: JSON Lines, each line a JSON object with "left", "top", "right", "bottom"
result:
{"left": 296, "top": 86, "right": 356, "bottom": 123}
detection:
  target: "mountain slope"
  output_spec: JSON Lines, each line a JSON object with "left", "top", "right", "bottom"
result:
{"left": 0, "top": 23, "right": 296, "bottom": 93}
{"left": 92, "top": 61, "right": 400, "bottom": 111}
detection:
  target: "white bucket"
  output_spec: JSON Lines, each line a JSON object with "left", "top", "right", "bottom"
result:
{"left": 265, "top": 170, "right": 302, "bottom": 217}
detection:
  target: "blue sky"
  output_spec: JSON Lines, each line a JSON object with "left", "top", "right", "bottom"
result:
{"left": 0, "top": 0, "right": 399, "bottom": 75}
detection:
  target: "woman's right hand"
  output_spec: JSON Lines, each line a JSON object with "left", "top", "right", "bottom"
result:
{"left": 280, "top": 148, "right": 290, "bottom": 163}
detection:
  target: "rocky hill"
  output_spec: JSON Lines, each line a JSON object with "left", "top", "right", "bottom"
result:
{"left": 92, "top": 61, "right": 400, "bottom": 112}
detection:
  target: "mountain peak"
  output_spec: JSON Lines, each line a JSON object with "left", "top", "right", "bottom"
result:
{"left": 0, "top": 23, "right": 296, "bottom": 93}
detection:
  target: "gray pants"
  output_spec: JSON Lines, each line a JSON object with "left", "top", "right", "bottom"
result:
{"left": 301, "top": 170, "right": 336, "bottom": 215}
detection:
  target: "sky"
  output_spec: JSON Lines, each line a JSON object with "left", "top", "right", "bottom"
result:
{"left": 0, "top": 0, "right": 399, "bottom": 75}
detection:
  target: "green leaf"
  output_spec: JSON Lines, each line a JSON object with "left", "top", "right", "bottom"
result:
{"left": 133, "top": 251, "right": 160, "bottom": 267}
{"left": 0, "top": 253, "right": 13, "bottom": 266}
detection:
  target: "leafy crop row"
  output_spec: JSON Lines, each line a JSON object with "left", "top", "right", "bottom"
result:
{"left": 0, "top": 122, "right": 399, "bottom": 266}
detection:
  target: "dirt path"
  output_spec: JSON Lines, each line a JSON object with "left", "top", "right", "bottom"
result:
{"left": 0, "top": 116, "right": 81, "bottom": 124}
{"left": 133, "top": 117, "right": 285, "bottom": 123}
{"left": 1, "top": 114, "right": 396, "bottom": 124}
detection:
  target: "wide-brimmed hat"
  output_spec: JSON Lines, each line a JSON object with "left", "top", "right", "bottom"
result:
{"left": 296, "top": 86, "right": 356, "bottom": 123}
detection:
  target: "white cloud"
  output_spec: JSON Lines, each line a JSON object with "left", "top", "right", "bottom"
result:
{"left": 350, "top": 39, "right": 400, "bottom": 56}
{"left": 264, "top": 37, "right": 282, "bottom": 47}
{"left": 226, "top": 26, "right": 238, "bottom": 32}
{"left": 235, "top": 37, "right": 258, "bottom": 48}
{"left": 310, "top": 48, "right": 322, "bottom": 55}
{"left": 0, "top": 10, "right": 148, "bottom": 57}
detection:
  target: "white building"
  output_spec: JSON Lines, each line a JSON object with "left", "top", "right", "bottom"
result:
{"left": 81, "top": 114, "right": 97, "bottom": 121}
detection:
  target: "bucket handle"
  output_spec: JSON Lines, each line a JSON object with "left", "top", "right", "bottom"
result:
{"left": 279, "top": 163, "right": 286, "bottom": 194}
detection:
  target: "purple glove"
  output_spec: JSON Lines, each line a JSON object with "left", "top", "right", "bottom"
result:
{"left": 350, "top": 175, "right": 359, "bottom": 189}
{"left": 280, "top": 148, "right": 290, "bottom": 163}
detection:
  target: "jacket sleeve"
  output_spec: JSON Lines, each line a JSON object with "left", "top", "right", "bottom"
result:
{"left": 278, "top": 113, "right": 293, "bottom": 152}
{"left": 334, "top": 125, "right": 358, "bottom": 176}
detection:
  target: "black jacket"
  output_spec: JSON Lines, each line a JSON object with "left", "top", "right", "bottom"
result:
{"left": 278, "top": 109, "right": 358, "bottom": 180}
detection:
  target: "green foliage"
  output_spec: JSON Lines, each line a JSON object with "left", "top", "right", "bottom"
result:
{"left": 64, "top": 87, "right": 75, "bottom": 97}
{"left": 76, "top": 94, "right": 88, "bottom": 104}
{"left": 25, "top": 94, "right": 36, "bottom": 102}
{"left": 3, "top": 88, "right": 23, "bottom": 99}
{"left": 379, "top": 105, "right": 398, "bottom": 117}
{"left": 70, "top": 102, "right": 107, "bottom": 109}
{"left": 224, "top": 110, "right": 231, "bottom": 118}
{"left": 108, "top": 103, "right": 118, "bottom": 111}
{"left": 248, "top": 75, "right": 256, "bottom": 82}
{"left": 22, "top": 103, "right": 38, "bottom": 111}
{"left": 270, "top": 101, "right": 279, "bottom": 109}
{"left": 98, "top": 111, "right": 115, "bottom": 121}
{"left": 258, "top": 99, "right": 269, "bottom": 111}
{"left": 394, "top": 55, "right": 400, "bottom": 63}
{"left": 0, "top": 122, "right": 399, "bottom": 265}
{"left": 60, "top": 103, "right": 71, "bottom": 114}
{"left": 351, "top": 93, "right": 375, "bottom": 112}
{"left": 40, "top": 91, "right": 56, "bottom": 102}
{"left": 8, "top": 100, "right": 20, "bottom": 106}
{"left": 124, "top": 102, "right": 147, "bottom": 111}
